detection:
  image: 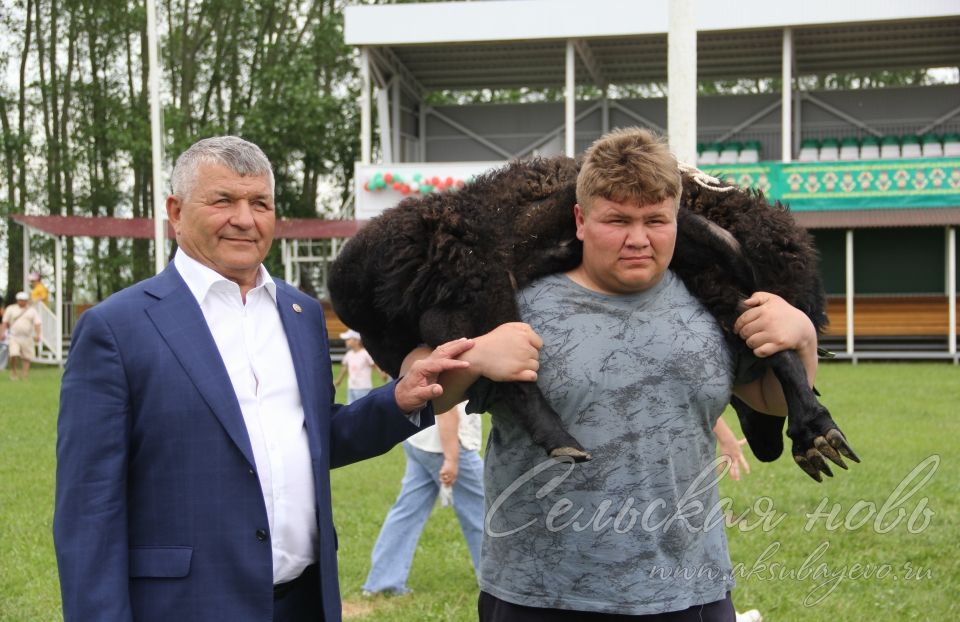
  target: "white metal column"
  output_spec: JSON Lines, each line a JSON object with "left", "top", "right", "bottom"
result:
{"left": 360, "top": 47, "right": 372, "bottom": 165}
{"left": 781, "top": 28, "right": 793, "bottom": 162}
{"left": 846, "top": 229, "right": 856, "bottom": 362}
{"left": 419, "top": 105, "right": 428, "bottom": 162}
{"left": 948, "top": 226, "right": 957, "bottom": 359}
{"left": 376, "top": 86, "right": 393, "bottom": 163}
{"left": 147, "top": 0, "right": 166, "bottom": 274}
{"left": 565, "top": 40, "right": 576, "bottom": 157}
{"left": 667, "top": 0, "right": 697, "bottom": 164}
{"left": 392, "top": 79, "right": 402, "bottom": 162}
{"left": 22, "top": 227, "right": 30, "bottom": 293}
{"left": 55, "top": 235, "right": 63, "bottom": 363}
{"left": 282, "top": 239, "right": 292, "bottom": 283}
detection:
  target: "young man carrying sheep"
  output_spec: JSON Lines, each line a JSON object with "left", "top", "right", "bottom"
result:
{"left": 462, "top": 128, "right": 818, "bottom": 621}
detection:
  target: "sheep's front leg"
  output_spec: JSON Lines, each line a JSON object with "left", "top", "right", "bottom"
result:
{"left": 766, "top": 350, "right": 860, "bottom": 481}
{"left": 496, "top": 382, "right": 591, "bottom": 462}
{"left": 418, "top": 306, "right": 591, "bottom": 462}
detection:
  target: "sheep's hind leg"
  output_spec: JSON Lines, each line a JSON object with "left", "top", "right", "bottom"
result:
{"left": 766, "top": 350, "right": 860, "bottom": 482}
{"left": 730, "top": 395, "right": 785, "bottom": 462}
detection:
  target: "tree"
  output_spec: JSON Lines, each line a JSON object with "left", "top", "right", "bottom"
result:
{"left": 3, "top": 0, "right": 364, "bottom": 301}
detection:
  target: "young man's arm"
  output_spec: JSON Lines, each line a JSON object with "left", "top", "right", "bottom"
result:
{"left": 399, "top": 322, "right": 543, "bottom": 414}
{"left": 731, "top": 292, "right": 818, "bottom": 417}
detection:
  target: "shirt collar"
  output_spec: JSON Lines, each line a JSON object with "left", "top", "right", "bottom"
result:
{"left": 174, "top": 248, "right": 277, "bottom": 304}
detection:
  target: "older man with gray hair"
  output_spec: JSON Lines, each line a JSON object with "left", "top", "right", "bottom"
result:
{"left": 53, "top": 136, "right": 540, "bottom": 622}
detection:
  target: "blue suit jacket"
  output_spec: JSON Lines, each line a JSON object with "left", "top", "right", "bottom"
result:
{"left": 54, "top": 264, "right": 432, "bottom": 622}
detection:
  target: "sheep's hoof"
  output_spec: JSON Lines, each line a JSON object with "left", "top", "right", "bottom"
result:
{"left": 793, "top": 428, "right": 860, "bottom": 482}
{"left": 549, "top": 447, "right": 592, "bottom": 462}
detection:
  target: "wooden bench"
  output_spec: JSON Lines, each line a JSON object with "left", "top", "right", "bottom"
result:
{"left": 322, "top": 296, "right": 956, "bottom": 340}
{"left": 824, "top": 296, "right": 957, "bottom": 337}
{"left": 321, "top": 300, "right": 350, "bottom": 339}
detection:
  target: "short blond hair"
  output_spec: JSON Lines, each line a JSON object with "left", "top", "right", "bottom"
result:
{"left": 576, "top": 127, "right": 681, "bottom": 212}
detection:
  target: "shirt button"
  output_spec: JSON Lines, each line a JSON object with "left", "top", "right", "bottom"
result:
{"left": 248, "top": 468, "right": 255, "bottom": 476}
{"left": 256, "top": 529, "right": 268, "bottom": 542}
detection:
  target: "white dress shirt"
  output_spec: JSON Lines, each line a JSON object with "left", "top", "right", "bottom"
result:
{"left": 174, "top": 250, "right": 317, "bottom": 584}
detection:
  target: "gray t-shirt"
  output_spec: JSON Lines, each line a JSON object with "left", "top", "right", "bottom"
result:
{"left": 470, "top": 271, "right": 746, "bottom": 615}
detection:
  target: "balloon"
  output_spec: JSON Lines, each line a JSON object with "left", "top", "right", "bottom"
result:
{"left": 393, "top": 181, "right": 402, "bottom": 191}
{"left": 445, "top": 176, "right": 454, "bottom": 186}
{"left": 412, "top": 173, "right": 422, "bottom": 182}
{"left": 410, "top": 181, "right": 420, "bottom": 192}
{"left": 384, "top": 172, "right": 393, "bottom": 184}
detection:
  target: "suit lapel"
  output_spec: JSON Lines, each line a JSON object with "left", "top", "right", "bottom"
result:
{"left": 144, "top": 266, "right": 257, "bottom": 469}
{"left": 275, "top": 283, "right": 324, "bottom": 455}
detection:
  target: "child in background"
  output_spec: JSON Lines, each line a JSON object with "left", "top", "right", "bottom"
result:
{"left": 334, "top": 329, "right": 384, "bottom": 403}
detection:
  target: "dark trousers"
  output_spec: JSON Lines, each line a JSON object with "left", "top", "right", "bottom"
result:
{"left": 478, "top": 590, "right": 735, "bottom": 622}
{"left": 273, "top": 564, "right": 323, "bottom": 622}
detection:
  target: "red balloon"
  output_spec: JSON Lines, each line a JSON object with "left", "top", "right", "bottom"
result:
{"left": 384, "top": 172, "right": 393, "bottom": 183}
{"left": 393, "top": 181, "right": 402, "bottom": 190}
{"left": 445, "top": 176, "right": 454, "bottom": 186}
{"left": 431, "top": 176, "right": 440, "bottom": 186}
{"left": 364, "top": 181, "right": 371, "bottom": 191}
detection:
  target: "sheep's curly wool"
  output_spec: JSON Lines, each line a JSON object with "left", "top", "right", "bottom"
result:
{"left": 330, "top": 156, "right": 858, "bottom": 479}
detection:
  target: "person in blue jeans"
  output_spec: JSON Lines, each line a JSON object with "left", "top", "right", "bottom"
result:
{"left": 363, "top": 401, "right": 484, "bottom": 595}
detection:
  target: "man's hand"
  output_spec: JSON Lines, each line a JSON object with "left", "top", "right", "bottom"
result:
{"left": 439, "top": 458, "right": 458, "bottom": 486}
{"left": 732, "top": 292, "right": 819, "bottom": 417}
{"left": 733, "top": 292, "right": 816, "bottom": 358}
{"left": 461, "top": 322, "right": 543, "bottom": 382}
{"left": 394, "top": 338, "right": 474, "bottom": 413}
{"left": 714, "top": 417, "right": 750, "bottom": 481}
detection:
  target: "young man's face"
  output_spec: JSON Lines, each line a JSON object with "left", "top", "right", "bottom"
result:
{"left": 572, "top": 196, "right": 678, "bottom": 295}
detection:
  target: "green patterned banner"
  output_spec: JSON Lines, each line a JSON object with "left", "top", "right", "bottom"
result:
{"left": 700, "top": 158, "right": 960, "bottom": 211}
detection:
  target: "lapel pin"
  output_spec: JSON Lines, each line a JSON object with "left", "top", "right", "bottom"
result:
{"left": 292, "top": 303, "right": 302, "bottom": 313}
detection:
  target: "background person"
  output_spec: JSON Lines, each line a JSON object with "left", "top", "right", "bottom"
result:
{"left": 29, "top": 271, "right": 49, "bottom": 307}
{"left": 362, "top": 401, "right": 484, "bottom": 596}
{"left": 714, "top": 416, "right": 763, "bottom": 622}
{"left": 335, "top": 328, "right": 385, "bottom": 403}
{"left": 1, "top": 292, "right": 42, "bottom": 381}
{"left": 53, "top": 135, "right": 540, "bottom": 622}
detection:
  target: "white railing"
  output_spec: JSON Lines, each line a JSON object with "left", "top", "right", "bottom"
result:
{"left": 35, "top": 302, "right": 62, "bottom": 364}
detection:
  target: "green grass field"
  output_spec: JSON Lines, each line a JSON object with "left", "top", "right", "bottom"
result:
{"left": 1, "top": 363, "right": 957, "bottom": 621}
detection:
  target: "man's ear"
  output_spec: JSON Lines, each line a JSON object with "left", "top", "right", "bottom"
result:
{"left": 574, "top": 203, "right": 586, "bottom": 241}
{"left": 166, "top": 196, "right": 182, "bottom": 231}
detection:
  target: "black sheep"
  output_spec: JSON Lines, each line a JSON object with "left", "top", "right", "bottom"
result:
{"left": 328, "top": 156, "right": 859, "bottom": 481}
